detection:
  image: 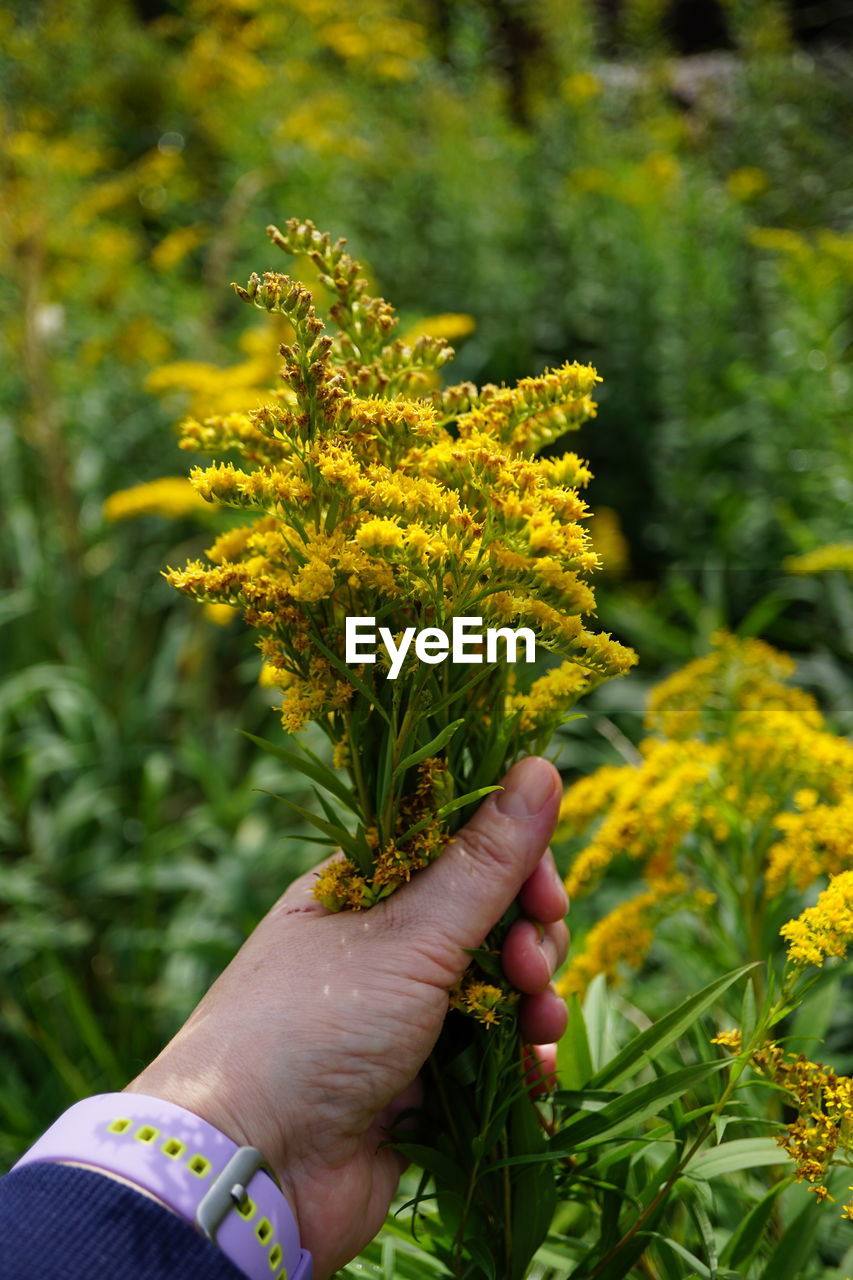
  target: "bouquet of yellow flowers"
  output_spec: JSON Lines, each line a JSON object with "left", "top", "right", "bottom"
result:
{"left": 165, "top": 219, "right": 637, "bottom": 1275}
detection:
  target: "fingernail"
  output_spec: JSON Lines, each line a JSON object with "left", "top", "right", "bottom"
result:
{"left": 540, "top": 935, "right": 558, "bottom": 974}
{"left": 554, "top": 873, "right": 570, "bottom": 916}
{"left": 495, "top": 759, "right": 556, "bottom": 818}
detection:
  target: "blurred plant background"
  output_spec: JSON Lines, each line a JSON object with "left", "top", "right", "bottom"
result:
{"left": 1, "top": 0, "right": 852, "bottom": 1270}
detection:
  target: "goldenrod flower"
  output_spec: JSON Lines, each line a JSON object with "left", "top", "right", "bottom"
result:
{"left": 735, "top": 1040, "right": 853, "bottom": 1213}
{"left": 765, "top": 798, "right": 853, "bottom": 895}
{"left": 512, "top": 662, "right": 590, "bottom": 734}
{"left": 557, "top": 875, "right": 692, "bottom": 998}
{"left": 562, "top": 739, "right": 718, "bottom": 899}
{"left": 711, "top": 1029, "right": 743, "bottom": 1052}
{"left": 450, "top": 976, "right": 516, "bottom": 1028}
{"left": 555, "top": 631, "right": 853, "bottom": 990}
{"left": 104, "top": 476, "right": 211, "bottom": 522}
{"left": 645, "top": 631, "right": 821, "bottom": 740}
{"left": 784, "top": 544, "right": 853, "bottom": 576}
{"left": 203, "top": 602, "right": 238, "bottom": 627}
{"left": 725, "top": 167, "right": 769, "bottom": 201}
{"left": 400, "top": 313, "right": 476, "bottom": 344}
{"left": 313, "top": 857, "right": 367, "bottom": 911}
{"left": 588, "top": 507, "right": 629, "bottom": 576}
{"left": 165, "top": 218, "right": 636, "bottom": 930}
{"left": 781, "top": 871, "right": 853, "bottom": 967}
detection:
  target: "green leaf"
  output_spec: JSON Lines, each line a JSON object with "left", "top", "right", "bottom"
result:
{"left": 438, "top": 785, "right": 501, "bottom": 819}
{"left": 467, "top": 1237, "right": 498, "bottom": 1280}
{"left": 739, "top": 975, "right": 757, "bottom": 1042}
{"left": 396, "top": 813, "right": 436, "bottom": 846}
{"left": 395, "top": 720, "right": 465, "bottom": 777}
{"left": 557, "top": 995, "right": 594, "bottom": 1090}
{"left": 686, "top": 1138, "right": 791, "bottom": 1181}
{"left": 241, "top": 732, "right": 360, "bottom": 814}
{"left": 589, "top": 1123, "right": 673, "bottom": 1176}
{"left": 683, "top": 1184, "right": 719, "bottom": 1277}
{"left": 552, "top": 1090, "right": 619, "bottom": 1114}
{"left": 599, "top": 1157, "right": 631, "bottom": 1251}
{"left": 756, "top": 1194, "right": 822, "bottom": 1280}
{"left": 468, "top": 708, "right": 522, "bottom": 792}
{"left": 555, "top": 1062, "right": 727, "bottom": 1151}
{"left": 376, "top": 730, "right": 395, "bottom": 833}
{"left": 790, "top": 969, "right": 839, "bottom": 1050}
{"left": 381, "top": 1238, "right": 395, "bottom": 1280}
{"left": 429, "top": 664, "right": 495, "bottom": 716}
{"left": 313, "top": 786, "right": 346, "bottom": 829}
{"left": 589, "top": 965, "right": 756, "bottom": 1090}
{"left": 39, "top": 953, "right": 123, "bottom": 1079}
{"left": 651, "top": 1234, "right": 721, "bottom": 1280}
{"left": 463, "top": 946, "right": 503, "bottom": 981}
{"left": 650, "top": 1228, "right": 737, "bottom": 1280}
{"left": 261, "top": 791, "right": 372, "bottom": 873}
{"left": 719, "top": 1179, "right": 789, "bottom": 1271}
{"left": 582, "top": 975, "right": 612, "bottom": 1075}
{"left": 392, "top": 1144, "right": 468, "bottom": 1194}
{"left": 835, "top": 1243, "right": 853, "bottom": 1280}
{"left": 569, "top": 1230, "right": 660, "bottom": 1280}
{"left": 509, "top": 1092, "right": 555, "bottom": 1280}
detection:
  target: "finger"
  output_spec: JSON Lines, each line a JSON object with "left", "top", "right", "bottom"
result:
{"left": 376, "top": 1077, "right": 424, "bottom": 1141}
{"left": 387, "top": 757, "right": 561, "bottom": 961}
{"left": 502, "top": 918, "right": 569, "bottom": 994}
{"left": 519, "top": 987, "right": 568, "bottom": 1045}
{"left": 517, "top": 850, "right": 569, "bottom": 924}
{"left": 523, "top": 1043, "right": 558, "bottom": 1097}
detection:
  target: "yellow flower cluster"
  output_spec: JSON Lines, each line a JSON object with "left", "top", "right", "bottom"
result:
{"left": 556, "top": 632, "right": 853, "bottom": 990}
{"left": 557, "top": 875, "right": 703, "bottom": 998}
{"left": 781, "top": 871, "right": 853, "bottom": 968}
{"left": 164, "top": 221, "right": 636, "bottom": 919}
{"left": 587, "top": 507, "right": 630, "bottom": 576}
{"left": 312, "top": 760, "right": 452, "bottom": 909}
{"left": 711, "top": 1029, "right": 743, "bottom": 1052}
{"left": 400, "top": 313, "right": 476, "bottom": 344}
{"left": 146, "top": 323, "right": 289, "bottom": 418}
{"left": 784, "top": 543, "right": 853, "bottom": 576}
{"left": 449, "top": 975, "right": 518, "bottom": 1028}
{"left": 766, "top": 797, "right": 853, "bottom": 895}
{"left": 725, "top": 167, "right": 769, "bottom": 201}
{"left": 167, "top": 218, "right": 635, "bottom": 744}
{"left": 512, "top": 662, "right": 591, "bottom": 735}
{"left": 103, "top": 477, "right": 212, "bottom": 522}
{"left": 561, "top": 739, "right": 719, "bottom": 900}
{"left": 645, "top": 631, "right": 820, "bottom": 740}
{"left": 733, "top": 1040, "right": 853, "bottom": 1213}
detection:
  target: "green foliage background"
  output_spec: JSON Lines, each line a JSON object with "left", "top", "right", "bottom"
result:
{"left": 1, "top": 1, "right": 851, "bottom": 1273}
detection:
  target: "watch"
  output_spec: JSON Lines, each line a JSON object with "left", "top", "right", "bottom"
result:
{"left": 11, "top": 1092, "right": 312, "bottom": 1280}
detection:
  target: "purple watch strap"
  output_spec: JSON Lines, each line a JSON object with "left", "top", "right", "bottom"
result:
{"left": 11, "top": 1093, "right": 312, "bottom": 1280}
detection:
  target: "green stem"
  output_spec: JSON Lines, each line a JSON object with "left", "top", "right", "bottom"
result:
{"left": 345, "top": 713, "right": 373, "bottom": 824}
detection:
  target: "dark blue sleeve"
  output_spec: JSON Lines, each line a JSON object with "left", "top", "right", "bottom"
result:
{"left": 0, "top": 1162, "right": 246, "bottom": 1279}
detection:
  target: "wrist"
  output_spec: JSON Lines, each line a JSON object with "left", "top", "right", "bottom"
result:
{"left": 12, "top": 1092, "right": 312, "bottom": 1280}
{"left": 124, "top": 1065, "right": 300, "bottom": 1214}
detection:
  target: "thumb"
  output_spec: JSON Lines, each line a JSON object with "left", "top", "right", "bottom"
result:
{"left": 387, "top": 756, "right": 561, "bottom": 962}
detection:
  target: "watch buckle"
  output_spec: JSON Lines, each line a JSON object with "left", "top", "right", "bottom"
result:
{"left": 195, "top": 1145, "right": 266, "bottom": 1241}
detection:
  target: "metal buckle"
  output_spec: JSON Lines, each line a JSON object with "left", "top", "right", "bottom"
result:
{"left": 195, "top": 1145, "right": 266, "bottom": 1242}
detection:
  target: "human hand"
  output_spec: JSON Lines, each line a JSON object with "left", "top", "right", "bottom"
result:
{"left": 126, "top": 756, "right": 568, "bottom": 1278}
